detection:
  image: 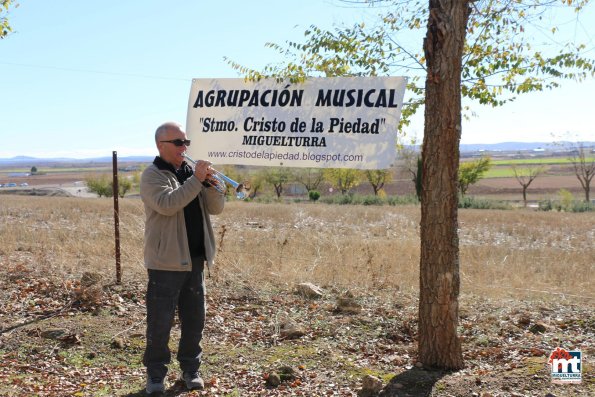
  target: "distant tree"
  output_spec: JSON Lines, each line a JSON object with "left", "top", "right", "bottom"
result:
{"left": 415, "top": 157, "right": 422, "bottom": 202}
{"left": 218, "top": 165, "right": 248, "bottom": 198}
{"left": 365, "top": 169, "right": 391, "bottom": 196}
{"left": 512, "top": 165, "right": 544, "bottom": 207}
{"left": 402, "top": 153, "right": 423, "bottom": 202}
{"left": 568, "top": 142, "right": 594, "bottom": 202}
{"left": 1, "top": 1, "right": 17, "bottom": 40}
{"left": 85, "top": 174, "right": 133, "bottom": 198}
{"left": 30, "top": 166, "right": 38, "bottom": 174}
{"left": 246, "top": 169, "right": 267, "bottom": 199}
{"left": 324, "top": 168, "right": 362, "bottom": 195}
{"left": 85, "top": 174, "right": 112, "bottom": 198}
{"left": 398, "top": 141, "right": 422, "bottom": 201}
{"left": 294, "top": 168, "right": 324, "bottom": 193}
{"left": 264, "top": 167, "right": 292, "bottom": 199}
{"left": 115, "top": 176, "right": 132, "bottom": 198}
{"left": 458, "top": 156, "right": 491, "bottom": 197}
{"left": 130, "top": 168, "right": 144, "bottom": 189}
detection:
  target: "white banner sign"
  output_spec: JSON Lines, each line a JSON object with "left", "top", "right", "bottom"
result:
{"left": 186, "top": 76, "right": 406, "bottom": 169}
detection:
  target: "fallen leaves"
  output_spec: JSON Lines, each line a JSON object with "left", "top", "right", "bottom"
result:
{"left": 0, "top": 262, "right": 593, "bottom": 396}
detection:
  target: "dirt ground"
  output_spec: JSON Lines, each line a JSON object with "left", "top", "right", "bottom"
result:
{"left": 471, "top": 176, "right": 584, "bottom": 197}
{"left": 0, "top": 266, "right": 592, "bottom": 397}
{"left": 0, "top": 171, "right": 115, "bottom": 198}
{"left": 0, "top": 171, "right": 92, "bottom": 187}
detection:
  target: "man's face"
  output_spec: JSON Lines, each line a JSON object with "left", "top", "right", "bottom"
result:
{"left": 157, "top": 126, "right": 188, "bottom": 169}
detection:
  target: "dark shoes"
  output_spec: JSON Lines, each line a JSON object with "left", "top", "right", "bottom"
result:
{"left": 145, "top": 376, "right": 165, "bottom": 395}
{"left": 182, "top": 371, "right": 205, "bottom": 390}
{"left": 145, "top": 371, "right": 203, "bottom": 394}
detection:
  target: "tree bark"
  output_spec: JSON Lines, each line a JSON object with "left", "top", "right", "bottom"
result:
{"left": 418, "top": 0, "right": 469, "bottom": 370}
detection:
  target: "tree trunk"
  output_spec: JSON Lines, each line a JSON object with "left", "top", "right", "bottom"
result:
{"left": 522, "top": 185, "right": 527, "bottom": 207}
{"left": 418, "top": 0, "right": 469, "bottom": 370}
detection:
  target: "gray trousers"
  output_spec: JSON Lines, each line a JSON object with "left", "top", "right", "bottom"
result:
{"left": 143, "top": 258, "right": 205, "bottom": 379}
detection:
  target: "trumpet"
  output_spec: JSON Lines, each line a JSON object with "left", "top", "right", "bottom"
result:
{"left": 183, "top": 154, "right": 247, "bottom": 200}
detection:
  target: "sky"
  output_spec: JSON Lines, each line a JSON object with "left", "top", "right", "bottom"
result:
{"left": 0, "top": 0, "right": 593, "bottom": 159}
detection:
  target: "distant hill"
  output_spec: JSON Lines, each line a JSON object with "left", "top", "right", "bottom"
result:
{"left": 1, "top": 155, "right": 38, "bottom": 163}
{"left": 1, "top": 141, "right": 593, "bottom": 165}
{"left": 405, "top": 141, "right": 594, "bottom": 153}
{"left": 0, "top": 155, "right": 154, "bottom": 166}
{"left": 459, "top": 141, "right": 590, "bottom": 152}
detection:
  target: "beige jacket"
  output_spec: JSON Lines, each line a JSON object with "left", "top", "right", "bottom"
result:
{"left": 140, "top": 164, "right": 224, "bottom": 271}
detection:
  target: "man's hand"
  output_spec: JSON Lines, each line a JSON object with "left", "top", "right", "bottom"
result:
{"left": 193, "top": 160, "right": 212, "bottom": 182}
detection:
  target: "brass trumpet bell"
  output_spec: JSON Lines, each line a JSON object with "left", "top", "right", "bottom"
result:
{"left": 183, "top": 154, "right": 247, "bottom": 200}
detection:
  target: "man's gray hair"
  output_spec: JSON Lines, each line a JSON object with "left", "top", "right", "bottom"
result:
{"left": 155, "top": 122, "right": 183, "bottom": 143}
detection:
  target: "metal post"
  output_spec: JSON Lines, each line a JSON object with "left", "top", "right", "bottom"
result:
{"left": 112, "top": 151, "right": 122, "bottom": 284}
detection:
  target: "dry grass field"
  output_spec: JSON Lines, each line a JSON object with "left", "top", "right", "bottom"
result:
{"left": 0, "top": 195, "right": 593, "bottom": 396}
{"left": 1, "top": 195, "right": 592, "bottom": 297}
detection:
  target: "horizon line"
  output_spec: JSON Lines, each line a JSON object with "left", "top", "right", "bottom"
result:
{"left": 1, "top": 140, "right": 593, "bottom": 161}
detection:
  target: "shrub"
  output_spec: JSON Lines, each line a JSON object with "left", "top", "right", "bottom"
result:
{"left": 537, "top": 200, "right": 554, "bottom": 212}
{"left": 116, "top": 177, "right": 132, "bottom": 198}
{"left": 459, "top": 196, "right": 512, "bottom": 210}
{"left": 337, "top": 193, "right": 355, "bottom": 205}
{"left": 362, "top": 195, "right": 384, "bottom": 206}
{"left": 387, "top": 195, "right": 420, "bottom": 206}
{"left": 558, "top": 189, "right": 574, "bottom": 210}
{"left": 85, "top": 175, "right": 113, "bottom": 197}
{"left": 308, "top": 190, "right": 321, "bottom": 201}
{"left": 537, "top": 198, "right": 593, "bottom": 212}
{"left": 570, "top": 201, "right": 594, "bottom": 213}
{"left": 85, "top": 174, "right": 133, "bottom": 198}
{"left": 319, "top": 194, "right": 420, "bottom": 206}
{"left": 320, "top": 193, "right": 356, "bottom": 205}
{"left": 253, "top": 195, "right": 278, "bottom": 204}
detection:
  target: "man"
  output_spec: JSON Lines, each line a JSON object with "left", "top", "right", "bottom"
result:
{"left": 140, "top": 121, "right": 225, "bottom": 395}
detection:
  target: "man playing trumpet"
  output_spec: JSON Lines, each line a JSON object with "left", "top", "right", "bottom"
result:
{"left": 140, "top": 121, "right": 225, "bottom": 395}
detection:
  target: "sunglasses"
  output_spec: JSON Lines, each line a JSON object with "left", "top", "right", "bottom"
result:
{"left": 160, "top": 139, "right": 191, "bottom": 147}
